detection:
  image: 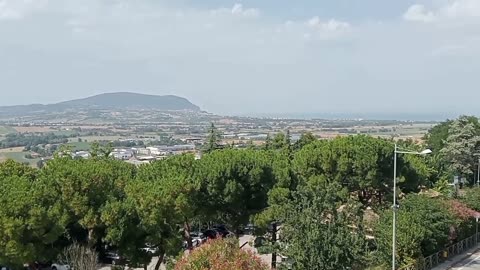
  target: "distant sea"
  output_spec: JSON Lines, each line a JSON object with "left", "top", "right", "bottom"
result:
{"left": 245, "top": 112, "right": 462, "bottom": 122}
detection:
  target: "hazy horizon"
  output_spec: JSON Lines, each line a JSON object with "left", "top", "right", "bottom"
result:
{"left": 1, "top": 0, "right": 480, "bottom": 116}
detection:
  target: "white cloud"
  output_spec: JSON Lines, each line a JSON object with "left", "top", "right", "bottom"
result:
{"left": 0, "top": 0, "right": 48, "bottom": 20}
{"left": 404, "top": 0, "right": 480, "bottom": 23}
{"left": 211, "top": 3, "right": 260, "bottom": 18}
{"left": 442, "top": 0, "right": 480, "bottom": 18}
{"left": 403, "top": 4, "right": 436, "bottom": 22}
{"left": 1, "top": 0, "right": 480, "bottom": 115}
{"left": 307, "top": 16, "right": 351, "bottom": 31}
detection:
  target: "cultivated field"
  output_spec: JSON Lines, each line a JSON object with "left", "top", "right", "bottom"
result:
{"left": 13, "top": 126, "right": 54, "bottom": 133}
{"left": 0, "top": 147, "right": 39, "bottom": 167}
{"left": 0, "top": 146, "right": 25, "bottom": 153}
{"left": 0, "top": 125, "right": 17, "bottom": 134}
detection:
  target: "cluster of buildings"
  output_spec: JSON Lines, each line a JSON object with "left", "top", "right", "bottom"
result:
{"left": 72, "top": 144, "right": 201, "bottom": 165}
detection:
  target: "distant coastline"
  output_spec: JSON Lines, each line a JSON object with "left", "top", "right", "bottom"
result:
{"left": 243, "top": 112, "right": 460, "bottom": 122}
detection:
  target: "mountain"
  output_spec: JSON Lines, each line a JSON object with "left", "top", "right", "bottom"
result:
{"left": 0, "top": 92, "right": 201, "bottom": 116}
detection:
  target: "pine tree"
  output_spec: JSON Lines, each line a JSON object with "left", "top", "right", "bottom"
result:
{"left": 204, "top": 123, "right": 221, "bottom": 153}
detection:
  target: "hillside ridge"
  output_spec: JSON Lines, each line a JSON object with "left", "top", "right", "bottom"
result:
{"left": 0, "top": 92, "right": 201, "bottom": 115}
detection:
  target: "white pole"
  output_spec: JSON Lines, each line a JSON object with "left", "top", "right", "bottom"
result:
{"left": 392, "top": 144, "right": 397, "bottom": 270}
{"left": 476, "top": 217, "right": 478, "bottom": 244}
{"left": 477, "top": 158, "right": 480, "bottom": 187}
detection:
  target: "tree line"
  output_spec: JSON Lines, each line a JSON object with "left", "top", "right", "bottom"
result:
{"left": 0, "top": 133, "right": 75, "bottom": 149}
{"left": 0, "top": 115, "right": 479, "bottom": 270}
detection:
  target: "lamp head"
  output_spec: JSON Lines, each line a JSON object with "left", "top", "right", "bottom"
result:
{"left": 420, "top": 149, "right": 432, "bottom": 155}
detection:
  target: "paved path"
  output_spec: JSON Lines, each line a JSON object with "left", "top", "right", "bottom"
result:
{"left": 449, "top": 249, "right": 480, "bottom": 270}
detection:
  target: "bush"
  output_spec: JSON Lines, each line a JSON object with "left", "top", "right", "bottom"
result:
{"left": 462, "top": 187, "right": 480, "bottom": 212}
{"left": 58, "top": 243, "right": 98, "bottom": 270}
{"left": 174, "top": 238, "right": 268, "bottom": 270}
{"left": 373, "top": 194, "right": 454, "bottom": 268}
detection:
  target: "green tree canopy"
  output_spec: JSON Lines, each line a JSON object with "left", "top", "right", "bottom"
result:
{"left": 281, "top": 177, "right": 366, "bottom": 270}
{"left": 0, "top": 161, "right": 67, "bottom": 268}
{"left": 374, "top": 194, "right": 454, "bottom": 269}
{"left": 440, "top": 116, "right": 480, "bottom": 180}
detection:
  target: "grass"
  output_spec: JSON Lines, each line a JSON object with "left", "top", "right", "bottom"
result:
{"left": 0, "top": 126, "right": 17, "bottom": 135}
{"left": 51, "top": 130, "right": 80, "bottom": 136}
{"left": 72, "top": 135, "right": 124, "bottom": 142}
{"left": 0, "top": 151, "right": 40, "bottom": 166}
{"left": 68, "top": 141, "right": 92, "bottom": 151}
{"left": 0, "top": 146, "right": 25, "bottom": 153}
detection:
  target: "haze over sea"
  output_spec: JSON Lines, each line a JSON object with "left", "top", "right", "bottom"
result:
{"left": 247, "top": 112, "right": 457, "bottom": 121}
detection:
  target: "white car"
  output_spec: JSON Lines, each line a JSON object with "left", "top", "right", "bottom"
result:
{"left": 51, "top": 263, "right": 70, "bottom": 270}
{"left": 141, "top": 246, "right": 158, "bottom": 254}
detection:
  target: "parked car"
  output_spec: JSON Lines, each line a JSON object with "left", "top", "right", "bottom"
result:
{"left": 190, "top": 232, "right": 205, "bottom": 241}
{"left": 202, "top": 229, "right": 219, "bottom": 239}
{"left": 242, "top": 223, "right": 257, "bottom": 235}
{"left": 183, "top": 237, "right": 203, "bottom": 249}
{"left": 51, "top": 263, "right": 70, "bottom": 270}
{"left": 141, "top": 244, "right": 158, "bottom": 254}
{"left": 101, "top": 250, "right": 126, "bottom": 265}
{"left": 33, "top": 262, "right": 52, "bottom": 270}
{"left": 212, "top": 224, "right": 231, "bottom": 237}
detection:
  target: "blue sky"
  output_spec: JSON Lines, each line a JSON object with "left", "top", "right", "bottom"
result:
{"left": 0, "top": 0, "right": 479, "bottom": 117}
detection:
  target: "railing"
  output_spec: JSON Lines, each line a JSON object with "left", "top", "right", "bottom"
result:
{"left": 413, "top": 233, "right": 480, "bottom": 270}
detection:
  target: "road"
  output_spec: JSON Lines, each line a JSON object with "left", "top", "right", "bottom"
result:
{"left": 449, "top": 249, "right": 480, "bottom": 270}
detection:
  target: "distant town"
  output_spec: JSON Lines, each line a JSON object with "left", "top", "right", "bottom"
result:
{"left": 0, "top": 108, "right": 435, "bottom": 168}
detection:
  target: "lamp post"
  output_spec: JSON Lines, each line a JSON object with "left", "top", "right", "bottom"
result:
{"left": 477, "top": 158, "right": 480, "bottom": 187}
{"left": 476, "top": 217, "right": 479, "bottom": 245}
{"left": 392, "top": 144, "right": 432, "bottom": 270}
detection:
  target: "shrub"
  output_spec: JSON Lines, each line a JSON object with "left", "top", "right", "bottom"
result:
{"left": 174, "top": 238, "right": 268, "bottom": 270}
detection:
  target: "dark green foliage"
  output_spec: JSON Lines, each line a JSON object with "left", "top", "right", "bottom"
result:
{"left": 0, "top": 162, "right": 67, "bottom": 268}
{"left": 425, "top": 116, "right": 480, "bottom": 184}
{"left": 374, "top": 194, "right": 454, "bottom": 269}
{"left": 293, "top": 136, "right": 396, "bottom": 206}
{"left": 196, "top": 149, "right": 277, "bottom": 228}
{"left": 424, "top": 120, "right": 453, "bottom": 152}
{"left": 1, "top": 125, "right": 478, "bottom": 269}
{"left": 281, "top": 178, "right": 366, "bottom": 270}
{"left": 293, "top": 132, "right": 317, "bottom": 151}
{"left": 0, "top": 132, "right": 72, "bottom": 149}
{"left": 462, "top": 187, "right": 480, "bottom": 212}
{"left": 37, "top": 155, "right": 136, "bottom": 247}
{"left": 440, "top": 116, "right": 480, "bottom": 180}
{"left": 203, "top": 123, "right": 222, "bottom": 153}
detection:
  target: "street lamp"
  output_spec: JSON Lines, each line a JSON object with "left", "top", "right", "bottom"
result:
{"left": 392, "top": 144, "right": 432, "bottom": 270}
{"left": 477, "top": 158, "right": 480, "bottom": 187}
{"left": 476, "top": 216, "right": 479, "bottom": 245}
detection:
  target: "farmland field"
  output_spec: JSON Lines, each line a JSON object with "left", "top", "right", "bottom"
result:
{"left": 0, "top": 146, "right": 25, "bottom": 153}
{"left": 68, "top": 136, "right": 124, "bottom": 142}
{"left": 0, "top": 150, "right": 40, "bottom": 167}
{"left": 13, "top": 126, "right": 54, "bottom": 133}
{"left": 0, "top": 126, "right": 17, "bottom": 135}
{"left": 68, "top": 141, "right": 92, "bottom": 151}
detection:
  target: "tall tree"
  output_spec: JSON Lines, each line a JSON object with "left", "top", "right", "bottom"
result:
{"left": 0, "top": 161, "right": 67, "bottom": 268}
{"left": 440, "top": 116, "right": 480, "bottom": 181}
{"left": 281, "top": 177, "right": 366, "bottom": 270}
{"left": 38, "top": 156, "right": 136, "bottom": 248}
{"left": 293, "top": 132, "right": 317, "bottom": 151}
{"left": 124, "top": 155, "right": 198, "bottom": 269}
{"left": 196, "top": 149, "right": 276, "bottom": 229}
{"left": 293, "top": 136, "right": 395, "bottom": 206}
{"left": 204, "top": 123, "right": 221, "bottom": 153}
